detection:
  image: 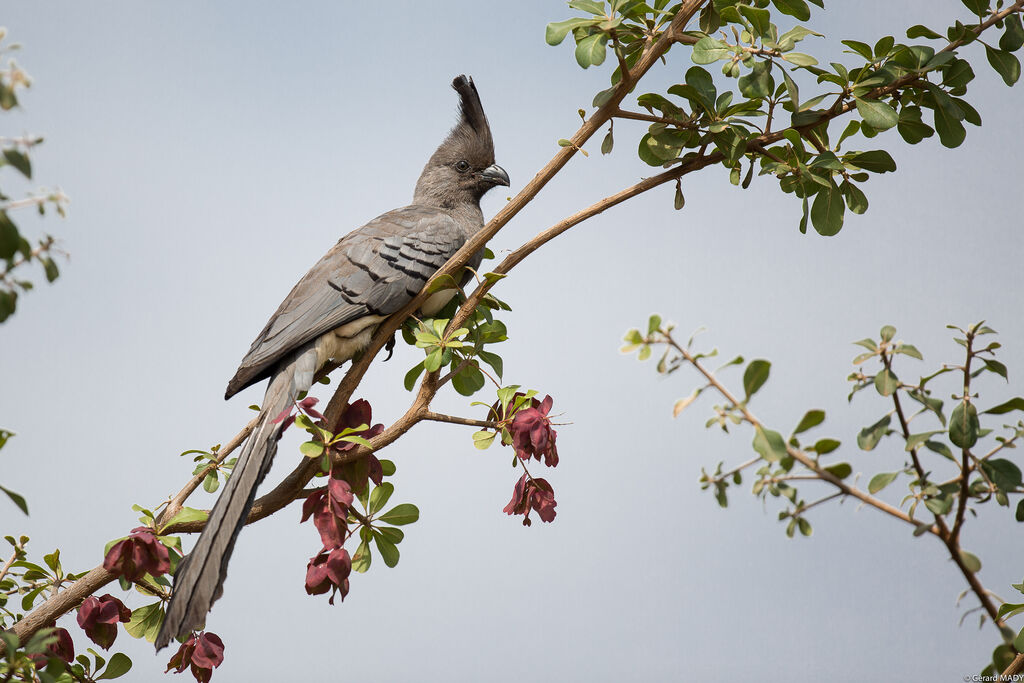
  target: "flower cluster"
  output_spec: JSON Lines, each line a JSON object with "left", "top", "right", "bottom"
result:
{"left": 510, "top": 395, "right": 559, "bottom": 467}
{"left": 489, "top": 393, "right": 560, "bottom": 526}
{"left": 331, "top": 399, "right": 386, "bottom": 492}
{"left": 102, "top": 527, "right": 170, "bottom": 581}
{"left": 76, "top": 594, "right": 131, "bottom": 650}
{"left": 165, "top": 631, "right": 225, "bottom": 683}
{"left": 30, "top": 625, "right": 74, "bottom": 667}
{"left": 301, "top": 476, "right": 354, "bottom": 550}
{"left": 503, "top": 474, "right": 557, "bottom": 526}
{"left": 304, "top": 547, "right": 352, "bottom": 605}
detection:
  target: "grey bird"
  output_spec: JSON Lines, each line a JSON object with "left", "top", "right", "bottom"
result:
{"left": 154, "top": 75, "right": 508, "bottom": 650}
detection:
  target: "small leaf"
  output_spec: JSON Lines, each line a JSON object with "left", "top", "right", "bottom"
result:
{"left": 810, "top": 180, "right": 845, "bottom": 236}
{"left": 958, "top": 549, "right": 982, "bottom": 573}
{"left": 673, "top": 391, "right": 699, "bottom": 417}
{"left": 793, "top": 409, "right": 825, "bottom": 434}
{"left": 575, "top": 33, "right": 608, "bottom": 69}
{"left": 96, "top": 653, "right": 133, "bottom": 680}
{"left": 824, "top": 462, "right": 852, "bottom": 479}
{"left": 874, "top": 368, "right": 899, "bottom": 396}
{"left": 949, "top": 401, "right": 979, "bottom": 448}
{"left": 752, "top": 426, "right": 788, "bottom": 462}
{"left": 857, "top": 415, "right": 891, "bottom": 451}
{"left": 379, "top": 503, "right": 420, "bottom": 526}
{"left": 742, "top": 359, "right": 771, "bottom": 400}
{"left": 984, "top": 397, "right": 1024, "bottom": 414}
{"left": 985, "top": 45, "right": 1021, "bottom": 86}
{"left": 868, "top": 471, "right": 899, "bottom": 494}
{"left": 0, "top": 484, "right": 28, "bottom": 515}
{"left": 472, "top": 430, "right": 496, "bottom": 450}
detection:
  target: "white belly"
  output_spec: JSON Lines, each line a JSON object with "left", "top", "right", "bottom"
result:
{"left": 315, "top": 314, "right": 387, "bottom": 366}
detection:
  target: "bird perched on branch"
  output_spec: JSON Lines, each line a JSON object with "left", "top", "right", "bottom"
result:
{"left": 155, "top": 75, "right": 508, "bottom": 650}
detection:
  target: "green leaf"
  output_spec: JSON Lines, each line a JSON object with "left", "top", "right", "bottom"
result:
{"left": 772, "top": 0, "right": 811, "bottom": 21}
{"left": 960, "top": 0, "right": 988, "bottom": 16}
{"left": 0, "top": 483, "right": 28, "bottom": 514}
{"left": 472, "top": 430, "right": 496, "bottom": 450}
{"left": 752, "top": 426, "right": 788, "bottom": 462}
{"left": 575, "top": 33, "right": 609, "bottom": 69}
{"left": 601, "top": 129, "right": 614, "bottom": 154}
{"left": 810, "top": 180, "right": 845, "bottom": 236}
{"left": 404, "top": 361, "right": 425, "bottom": 391}
{"left": 691, "top": 36, "right": 731, "bottom": 64}
{"left": 824, "top": 462, "right": 852, "bottom": 479}
{"left": 373, "top": 532, "right": 400, "bottom": 568}
{"left": 478, "top": 350, "right": 503, "bottom": 379}
{"left": 840, "top": 180, "right": 869, "bottom": 215}
{"left": 981, "top": 458, "right": 1023, "bottom": 491}
{"left": 812, "top": 438, "right": 841, "bottom": 454}
{"left": 846, "top": 150, "right": 897, "bottom": 173}
{"left": 161, "top": 507, "right": 208, "bottom": 529}
{"left": 569, "top": 0, "right": 605, "bottom": 14}
{"left": 985, "top": 45, "right": 1021, "bottom": 86}
{"left": 452, "top": 363, "right": 486, "bottom": 396}
{"left": 742, "top": 359, "right": 771, "bottom": 400}
{"left": 958, "top": 549, "right": 982, "bottom": 573}
{"left": 783, "top": 52, "right": 818, "bottom": 67}
{"left": 299, "top": 440, "right": 324, "bottom": 458}
{"left": 124, "top": 602, "right": 164, "bottom": 642}
{"left": 379, "top": 503, "right": 420, "bottom": 526}
{"left": 1001, "top": 13, "right": 1024, "bottom": 52}
{"left": 857, "top": 415, "right": 891, "bottom": 451}
{"left": 868, "top": 471, "right": 899, "bottom": 494}
{"left": 202, "top": 472, "right": 219, "bottom": 493}
{"left": 352, "top": 539, "right": 371, "bottom": 573}
{"left": 96, "top": 653, "right": 133, "bottom": 680}
{"left": 854, "top": 97, "right": 899, "bottom": 131}
{"left": 930, "top": 88, "right": 966, "bottom": 148}
{"left": 841, "top": 40, "right": 873, "bottom": 60}
{"left": 738, "top": 5, "right": 770, "bottom": 37}
{"left": 907, "top": 24, "right": 944, "bottom": 40}
{"left": 3, "top": 149, "right": 31, "bottom": 179}
{"left": 793, "top": 409, "right": 825, "bottom": 434}
{"left": 874, "top": 368, "right": 899, "bottom": 396}
{"left": 984, "top": 397, "right": 1024, "bottom": 414}
{"left": 545, "top": 18, "right": 600, "bottom": 46}
{"left": 738, "top": 60, "right": 773, "bottom": 98}
{"left": 949, "top": 401, "right": 979, "bottom": 448}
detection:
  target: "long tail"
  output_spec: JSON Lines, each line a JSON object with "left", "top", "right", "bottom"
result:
{"left": 155, "top": 346, "right": 318, "bottom": 650}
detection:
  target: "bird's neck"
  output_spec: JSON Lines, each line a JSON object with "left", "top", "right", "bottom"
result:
{"left": 411, "top": 193, "right": 485, "bottom": 232}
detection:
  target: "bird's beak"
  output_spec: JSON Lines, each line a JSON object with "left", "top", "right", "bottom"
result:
{"left": 480, "top": 164, "right": 510, "bottom": 187}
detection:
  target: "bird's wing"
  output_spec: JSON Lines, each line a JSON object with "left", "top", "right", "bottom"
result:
{"left": 225, "top": 205, "right": 468, "bottom": 397}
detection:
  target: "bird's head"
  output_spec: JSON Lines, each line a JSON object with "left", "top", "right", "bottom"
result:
{"left": 414, "top": 75, "right": 509, "bottom": 207}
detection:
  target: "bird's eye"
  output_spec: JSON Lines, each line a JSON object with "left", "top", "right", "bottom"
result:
{"left": 455, "top": 160, "right": 470, "bottom": 173}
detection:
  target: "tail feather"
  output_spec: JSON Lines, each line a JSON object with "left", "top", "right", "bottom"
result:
{"left": 155, "top": 346, "right": 317, "bottom": 650}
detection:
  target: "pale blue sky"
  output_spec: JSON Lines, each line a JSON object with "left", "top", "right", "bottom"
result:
{"left": 2, "top": 2, "right": 1023, "bottom": 681}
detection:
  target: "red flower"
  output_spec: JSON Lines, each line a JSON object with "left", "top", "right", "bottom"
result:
{"left": 301, "top": 476, "right": 353, "bottom": 550}
{"left": 166, "top": 631, "right": 225, "bottom": 683}
{"left": 76, "top": 594, "right": 131, "bottom": 650}
{"left": 331, "top": 399, "right": 386, "bottom": 492}
{"left": 102, "top": 527, "right": 170, "bottom": 581}
{"left": 305, "top": 547, "right": 351, "bottom": 605}
{"left": 297, "top": 396, "right": 324, "bottom": 420}
{"left": 334, "top": 399, "right": 385, "bottom": 451}
{"left": 503, "top": 474, "right": 557, "bottom": 526}
{"left": 510, "top": 395, "right": 558, "bottom": 467}
{"left": 31, "top": 626, "right": 74, "bottom": 667}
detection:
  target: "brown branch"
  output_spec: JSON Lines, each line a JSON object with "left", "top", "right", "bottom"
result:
{"left": 666, "top": 334, "right": 934, "bottom": 533}
{"left": 421, "top": 412, "right": 496, "bottom": 429}
{"left": 156, "top": 416, "right": 259, "bottom": 527}
{"left": 951, "top": 330, "right": 975, "bottom": 545}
